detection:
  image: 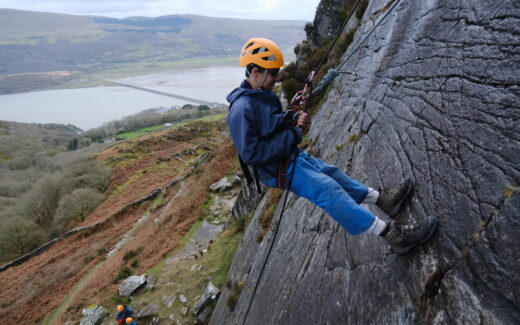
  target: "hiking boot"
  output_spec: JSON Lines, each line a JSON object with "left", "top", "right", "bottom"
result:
{"left": 376, "top": 177, "right": 414, "bottom": 218}
{"left": 382, "top": 216, "right": 438, "bottom": 255}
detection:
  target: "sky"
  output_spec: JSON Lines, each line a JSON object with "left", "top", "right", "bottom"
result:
{"left": 0, "top": 0, "right": 321, "bottom": 21}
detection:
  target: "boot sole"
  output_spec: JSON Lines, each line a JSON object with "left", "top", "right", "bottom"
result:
{"left": 394, "top": 216, "right": 439, "bottom": 256}
{"left": 387, "top": 177, "right": 414, "bottom": 218}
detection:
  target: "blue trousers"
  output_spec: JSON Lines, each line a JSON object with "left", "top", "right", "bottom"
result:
{"left": 263, "top": 151, "right": 376, "bottom": 235}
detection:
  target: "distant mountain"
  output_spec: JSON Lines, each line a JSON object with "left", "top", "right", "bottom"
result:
{"left": 0, "top": 9, "right": 306, "bottom": 75}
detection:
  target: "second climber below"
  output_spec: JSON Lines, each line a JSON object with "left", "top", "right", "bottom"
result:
{"left": 226, "top": 38, "right": 438, "bottom": 255}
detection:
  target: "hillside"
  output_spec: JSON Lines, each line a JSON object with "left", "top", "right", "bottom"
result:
{"left": 0, "top": 115, "right": 244, "bottom": 324}
{"left": 209, "top": 0, "right": 520, "bottom": 324}
{"left": 0, "top": 9, "right": 305, "bottom": 93}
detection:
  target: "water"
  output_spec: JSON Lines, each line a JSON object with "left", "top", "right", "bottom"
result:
{"left": 0, "top": 66, "right": 244, "bottom": 130}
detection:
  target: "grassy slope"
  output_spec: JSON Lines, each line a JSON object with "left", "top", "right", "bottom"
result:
{"left": 0, "top": 114, "right": 244, "bottom": 324}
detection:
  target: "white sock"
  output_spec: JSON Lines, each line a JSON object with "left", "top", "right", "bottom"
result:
{"left": 363, "top": 187, "right": 379, "bottom": 204}
{"left": 367, "top": 217, "right": 387, "bottom": 236}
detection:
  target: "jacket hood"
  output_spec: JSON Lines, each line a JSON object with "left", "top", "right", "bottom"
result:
{"left": 227, "top": 80, "right": 268, "bottom": 106}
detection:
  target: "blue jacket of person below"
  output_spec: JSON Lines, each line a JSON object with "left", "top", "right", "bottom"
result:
{"left": 116, "top": 305, "right": 133, "bottom": 320}
{"left": 226, "top": 80, "right": 302, "bottom": 182}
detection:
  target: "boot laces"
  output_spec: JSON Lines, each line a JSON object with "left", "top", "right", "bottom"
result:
{"left": 395, "top": 222, "right": 422, "bottom": 237}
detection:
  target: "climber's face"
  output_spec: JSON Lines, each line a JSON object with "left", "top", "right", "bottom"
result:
{"left": 248, "top": 67, "right": 280, "bottom": 90}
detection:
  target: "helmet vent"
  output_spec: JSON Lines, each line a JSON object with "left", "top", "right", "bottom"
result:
{"left": 262, "top": 54, "right": 277, "bottom": 61}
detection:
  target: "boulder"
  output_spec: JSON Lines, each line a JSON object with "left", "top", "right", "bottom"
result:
{"left": 137, "top": 303, "right": 160, "bottom": 318}
{"left": 193, "top": 282, "right": 220, "bottom": 315}
{"left": 162, "top": 295, "right": 176, "bottom": 307}
{"left": 181, "top": 306, "right": 190, "bottom": 317}
{"left": 119, "top": 275, "right": 147, "bottom": 297}
{"left": 80, "top": 305, "right": 108, "bottom": 325}
{"left": 145, "top": 275, "right": 157, "bottom": 291}
{"left": 209, "top": 175, "right": 241, "bottom": 192}
{"left": 179, "top": 294, "right": 188, "bottom": 303}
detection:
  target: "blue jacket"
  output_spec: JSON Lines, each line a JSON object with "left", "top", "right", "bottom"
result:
{"left": 227, "top": 80, "right": 302, "bottom": 181}
{"left": 116, "top": 305, "right": 133, "bottom": 320}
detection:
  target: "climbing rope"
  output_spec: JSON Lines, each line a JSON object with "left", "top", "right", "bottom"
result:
{"left": 314, "top": 0, "right": 364, "bottom": 77}
{"left": 313, "top": 0, "right": 403, "bottom": 95}
{"left": 242, "top": 71, "right": 314, "bottom": 325}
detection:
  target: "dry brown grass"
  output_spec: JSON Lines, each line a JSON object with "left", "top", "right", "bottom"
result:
{"left": 0, "top": 119, "right": 236, "bottom": 324}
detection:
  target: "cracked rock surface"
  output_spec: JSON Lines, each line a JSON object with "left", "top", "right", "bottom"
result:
{"left": 211, "top": 0, "right": 520, "bottom": 324}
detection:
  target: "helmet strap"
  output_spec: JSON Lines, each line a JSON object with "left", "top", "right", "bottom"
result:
{"left": 246, "top": 68, "right": 269, "bottom": 89}
{"left": 259, "top": 70, "right": 268, "bottom": 88}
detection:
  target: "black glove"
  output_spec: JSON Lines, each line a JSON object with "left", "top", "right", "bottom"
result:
{"left": 275, "top": 111, "right": 300, "bottom": 132}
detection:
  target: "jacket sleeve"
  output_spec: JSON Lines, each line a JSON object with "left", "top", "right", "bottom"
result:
{"left": 227, "top": 99, "right": 302, "bottom": 166}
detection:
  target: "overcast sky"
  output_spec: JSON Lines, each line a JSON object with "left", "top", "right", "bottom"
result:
{"left": 0, "top": 0, "right": 321, "bottom": 21}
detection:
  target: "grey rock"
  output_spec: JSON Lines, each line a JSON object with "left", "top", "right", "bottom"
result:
{"left": 137, "top": 303, "right": 160, "bottom": 318}
{"left": 119, "top": 275, "right": 147, "bottom": 297}
{"left": 162, "top": 295, "right": 176, "bottom": 307}
{"left": 151, "top": 317, "right": 161, "bottom": 325}
{"left": 145, "top": 275, "right": 157, "bottom": 291}
{"left": 209, "top": 1, "right": 520, "bottom": 324}
{"left": 231, "top": 182, "right": 262, "bottom": 221}
{"left": 209, "top": 175, "right": 241, "bottom": 192}
{"left": 80, "top": 305, "right": 108, "bottom": 325}
{"left": 195, "top": 306, "right": 214, "bottom": 325}
{"left": 193, "top": 282, "right": 220, "bottom": 315}
{"left": 181, "top": 306, "right": 189, "bottom": 317}
{"left": 179, "top": 294, "right": 188, "bottom": 303}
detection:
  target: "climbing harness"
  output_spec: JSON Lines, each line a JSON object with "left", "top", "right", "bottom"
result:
{"left": 241, "top": 1, "right": 404, "bottom": 323}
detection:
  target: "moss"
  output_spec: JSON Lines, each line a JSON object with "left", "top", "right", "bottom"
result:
{"left": 336, "top": 142, "right": 347, "bottom": 151}
{"left": 503, "top": 185, "right": 518, "bottom": 201}
{"left": 259, "top": 189, "right": 282, "bottom": 234}
{"left": 112, "top": 265, "right": 132, "bottom": 283}
{"left": 348, "top": 133, "right": 364, "bottom": 144}
{"left": 356, "top": 0, "right": 370, "bottom": 20}
{"left": 226, "top": 281, "right": 245, "bottom": 311}
{"left": 122, "top": 246, "right": 144, "bottom": 262}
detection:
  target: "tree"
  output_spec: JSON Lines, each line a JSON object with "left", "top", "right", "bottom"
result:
{"left": 67, "top": 138, "right": 78, "bottom": 151}
{"left": 22, "top": 176, "right": 61, "bottom": 225}
{"left": 0, "top": 216, "right": 45, "bottom": 256}
{"left": 54, "top": 188, "right": 105, "bottom": 226}
{"left": 198, "top": 105, "right": 210, "bottom": 111}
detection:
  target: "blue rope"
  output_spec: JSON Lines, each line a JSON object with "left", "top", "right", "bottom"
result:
{"left": 311, "top": 0, "right": 404, "bottom": 95}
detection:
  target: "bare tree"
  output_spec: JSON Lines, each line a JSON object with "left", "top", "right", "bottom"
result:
{"left": 0, "top": 216, "right": 45, "bottom": 256}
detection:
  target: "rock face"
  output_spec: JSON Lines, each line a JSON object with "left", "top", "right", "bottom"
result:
{"left": 210, "top": 0, "right": 520, "bottom": 324}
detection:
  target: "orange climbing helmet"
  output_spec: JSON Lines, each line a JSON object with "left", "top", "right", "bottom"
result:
{"left": 239, "top": 38, "right": 284, "bottom": 69}
{"left": 117, "top": 304, "right": 124, "bottom": 312}
{"left": 126, "top": 317, "right": 133, "bottom": 324}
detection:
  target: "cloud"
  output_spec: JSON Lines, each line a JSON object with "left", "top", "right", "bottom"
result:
{"left": 0, "top": 0, "right": 320, "bottom": 20}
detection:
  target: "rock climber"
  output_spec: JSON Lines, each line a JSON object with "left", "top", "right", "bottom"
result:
{"left": 226, "top": 37, "right": 438, "bottom": 255}
{"left": 126, "top": 317, "right": 137, "bottom": 325}
{"left": 116, "top": 304, "right": 134, "bottom": 325}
